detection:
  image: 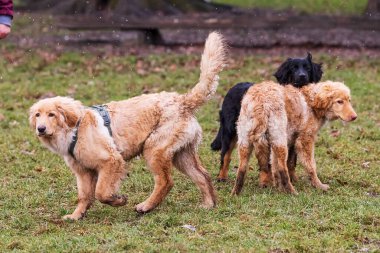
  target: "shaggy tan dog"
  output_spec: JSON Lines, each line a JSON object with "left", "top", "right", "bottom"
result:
{"left": 29, "top": 32, "right": 226, "bottom": 220}
{"left": 231, "top": 80, "right": 357, "bottom": 195}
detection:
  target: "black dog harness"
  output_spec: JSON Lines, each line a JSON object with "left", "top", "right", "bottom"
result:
{"left": 68, "top": 105, "right": 113, "bottom": 159}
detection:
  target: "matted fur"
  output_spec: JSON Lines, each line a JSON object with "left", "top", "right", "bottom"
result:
{"left": 211, "top": 53, "right": 323, "bottom": 182}
{"left": 29, "top": 32, "right": 227, "bottom": 220}
{"left": 232, "top": 80, "right": 357, "bottom": 195}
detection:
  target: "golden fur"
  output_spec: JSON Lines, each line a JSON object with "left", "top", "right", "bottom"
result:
{"left": 232, "top": 80, "right": 357, "bottom": 195}
{"left": 29, "top": 32, "right": 227, "bottom": 220}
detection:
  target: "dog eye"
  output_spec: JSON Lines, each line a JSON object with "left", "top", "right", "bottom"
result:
{"left": 35, "top": 113, "right": 40, "bottom": 117}
{"left": 337, "top": 100, "right": 344, "bottom": 104}
{"left": 48, "top": 113, "right": 55, "bottom": 117}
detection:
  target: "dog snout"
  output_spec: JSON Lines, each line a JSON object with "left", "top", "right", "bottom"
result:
{"left": 37, "top": 125, "right": 46, "bottom": 134}
{"left": 350, "top": 114, "right": 357, "bottom": 121}
{"left": 298, "top": 73, "right": 307, "bottom": 80}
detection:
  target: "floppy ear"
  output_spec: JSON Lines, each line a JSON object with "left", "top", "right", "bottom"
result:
{"left": 57, "top": 103, "right": 80, "bottom": 128}
{"left": 307, "top": 52, "right": 323, "bottom": 83}
{"left": 313, "top": 85, "right": 334, "bottom": 117}
{"left": 274, "top": 58, "right": 293, "bottom": 85}
{"left": 29, "top": 106, "right": 37, "bottom": 129}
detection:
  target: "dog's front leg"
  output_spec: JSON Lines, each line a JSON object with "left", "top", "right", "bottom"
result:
{"left": 95, "top": 155, "right": 127, "bottom": 207}
{"left": 63, "top": 168, "right": 97, "bottom": 221}
{"left": 295, "top": 137, "right": 329, "bottom": 191}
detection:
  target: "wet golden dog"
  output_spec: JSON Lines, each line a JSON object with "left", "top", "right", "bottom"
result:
{"left": 29, "top": 32, "right": 226, "bottom": 220}
{"left": 232, "top": 80, "right": 357, "bottom": 195}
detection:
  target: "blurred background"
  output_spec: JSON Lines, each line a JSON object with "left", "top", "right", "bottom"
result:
{"left": 4, "top": 0, "right": 379, "bottom": 49}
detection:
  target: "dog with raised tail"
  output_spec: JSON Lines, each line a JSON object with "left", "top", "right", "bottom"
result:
{"left": 29, "top": 32, "right": 227, "bottom": 220}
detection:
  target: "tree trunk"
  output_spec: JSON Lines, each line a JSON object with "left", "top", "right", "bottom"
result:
{"left": 23, "top": 0, "right": 231, "bottom": 16}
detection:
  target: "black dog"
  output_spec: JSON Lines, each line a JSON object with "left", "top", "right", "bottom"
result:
{"left": 211, "top": 53, "right": 323, "bottom": 182}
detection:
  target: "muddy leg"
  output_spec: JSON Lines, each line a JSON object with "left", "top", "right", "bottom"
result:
{"left": 254, "top": 139, "right": 272, "bottom": 188}
{"left": 271, "top": 145, "right": 297, "bottom": 194}
{"left": 95, "top": 156, "right": 128, "bottom": 207}
{"left": 287, "top": 145, "right": 298, "bottom": 183}
{"left": 231, "top": 144, "right": 253, "bottom": 195}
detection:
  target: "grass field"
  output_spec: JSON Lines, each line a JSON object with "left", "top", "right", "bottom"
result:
{"left": 0, "top": 44, "right": 379, "bottom": 252}
{"left": 215, "top": 0, "right": 368, "bottom": 15}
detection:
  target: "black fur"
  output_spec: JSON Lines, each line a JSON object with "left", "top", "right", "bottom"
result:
{"left": 211, "top": 53, "right": 323, "bottom": 178}
{"left": 274, "top": 52, "right": 323, "bottom": 86}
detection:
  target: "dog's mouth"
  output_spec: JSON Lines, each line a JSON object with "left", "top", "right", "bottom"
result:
{"left": 37, "top": 132, "right": 53, "bottom": 137}
{"left": 339, "top": 116, "right": 354, "bottom": 122}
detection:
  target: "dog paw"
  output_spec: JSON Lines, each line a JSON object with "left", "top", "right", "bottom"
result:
{"left": 114, "top": 194, "right": 128, "bottom": 206}
{"left": 259, "top": 181, "right": 272, "bottom": 188}
{"left": 317, "top": 183, "right": 330, "bottom": 191}
{"left": 216, "top": 177, "right": 227, "bottom": 182}
{"left": 62, "top": 213, "right": 83, "bottom": 221}
{"left": 200, "top": 200, "right": 216, "bottom": 209}
{"left": 135, "top": 201, "right": 154, "bottom": 214}
{"left": 290, "top": 174, "right": 299, "bottom": 183}
{"left": 287, "top": 188, "right": 299, "bottom": 195}
{"left": 231, "top": 187, "right": 241, "bottom": 196}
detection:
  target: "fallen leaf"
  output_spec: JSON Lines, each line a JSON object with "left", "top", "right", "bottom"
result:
{"left": 330, "top": 130, "right": 340, "bottom": 137}
{"left": 181, "top": 224, "right": 196, "bottom": 232}
{"left": 0, "top": 113, "right": 5, "bottom": 121}
{"left": 362, "top": 162, "right": 370, "bottom": 168}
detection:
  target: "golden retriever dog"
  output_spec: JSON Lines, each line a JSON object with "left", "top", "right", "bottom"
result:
{"left": 29, "top": 32, "right": 226, "bottom": 220}
{"left": 231, "top": 80, "right": 357, "bottom": 195}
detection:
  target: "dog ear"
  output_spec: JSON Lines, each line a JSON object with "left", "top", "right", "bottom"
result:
{"left": 274, "top": 58, "right": 293, "bottom": 85}
{"left": 57, "top": 103, "right": 80, "bottom": 128}
{"left": 29, "top": 106, "right": 37, "bottom": 129}
{"left": 313, "top": 85, "right": 334, "bottom": 117}
{"left": 307, "top": 52, "right": 323, "bottom": 83}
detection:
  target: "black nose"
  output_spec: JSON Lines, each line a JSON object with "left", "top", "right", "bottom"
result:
{"left": 299, "top": 73, "right": 306, "bottom": 79}
{"left": 37, "top": 125, "right": 46, "bottom": 133}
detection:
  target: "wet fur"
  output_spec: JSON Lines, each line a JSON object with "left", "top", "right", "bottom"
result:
{"left": 232, "top": 81, "right": 357, "bottom": 195}
{"left": 29, "top": 32, "right": 227, "bottom": 220}
{"left": 211, "top": 53, "right": 323, "bottom": 182}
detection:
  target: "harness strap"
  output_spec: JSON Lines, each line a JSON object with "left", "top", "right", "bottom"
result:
{"left": 68, "top": 105, "right": 113, "bottom": 159}
{"left": 68, "top": 119, "right": 81, "bottom": 159}
{"left": 90, "top": 105, "right": 113, "bottom": 136}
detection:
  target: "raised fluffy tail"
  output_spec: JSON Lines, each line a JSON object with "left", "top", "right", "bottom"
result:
{"left": 182, "top": 32, "right": 227, "bottom": 111}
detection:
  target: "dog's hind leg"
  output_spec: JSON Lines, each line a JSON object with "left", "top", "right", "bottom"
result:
{"left": 287, "top": 145, "right": 298, "bottom": 183}
{"left": 63, "top": 167, "right": 98, "bottom": 220}
{"left": 95, "top": 154, "right": 128, "bottom": 207}
{"left": 271, "top": 145, "right": 297, "bottom": 194}
{"left": 217, "top": 136, "right": 237, "bottom": 182}
{"left": 254, "top": 137, "right": 272, "bottom": 188}
{"left": 174, "top": 147, "right": 216, "bottom": 208}
{"left": 231, "top": 144, "right": 253, "bottom": 195}
{"left": 136, "top": 149, "right": 174, "bottom": 213}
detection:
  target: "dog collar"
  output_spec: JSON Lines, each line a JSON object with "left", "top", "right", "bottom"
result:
{"left": 68, "top": 105, "right": 113, "bottom": 159}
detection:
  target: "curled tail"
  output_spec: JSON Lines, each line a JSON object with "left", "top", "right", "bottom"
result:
{"left": 182, "top": 32, "right": 227, "bottom": 111}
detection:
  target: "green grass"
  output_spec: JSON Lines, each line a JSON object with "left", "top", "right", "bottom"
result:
{"left": 0, "top": 45, "right": 379, "bottom": 252}
{"left": 215, "top": 0, "right": 368, "bottom": 15}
